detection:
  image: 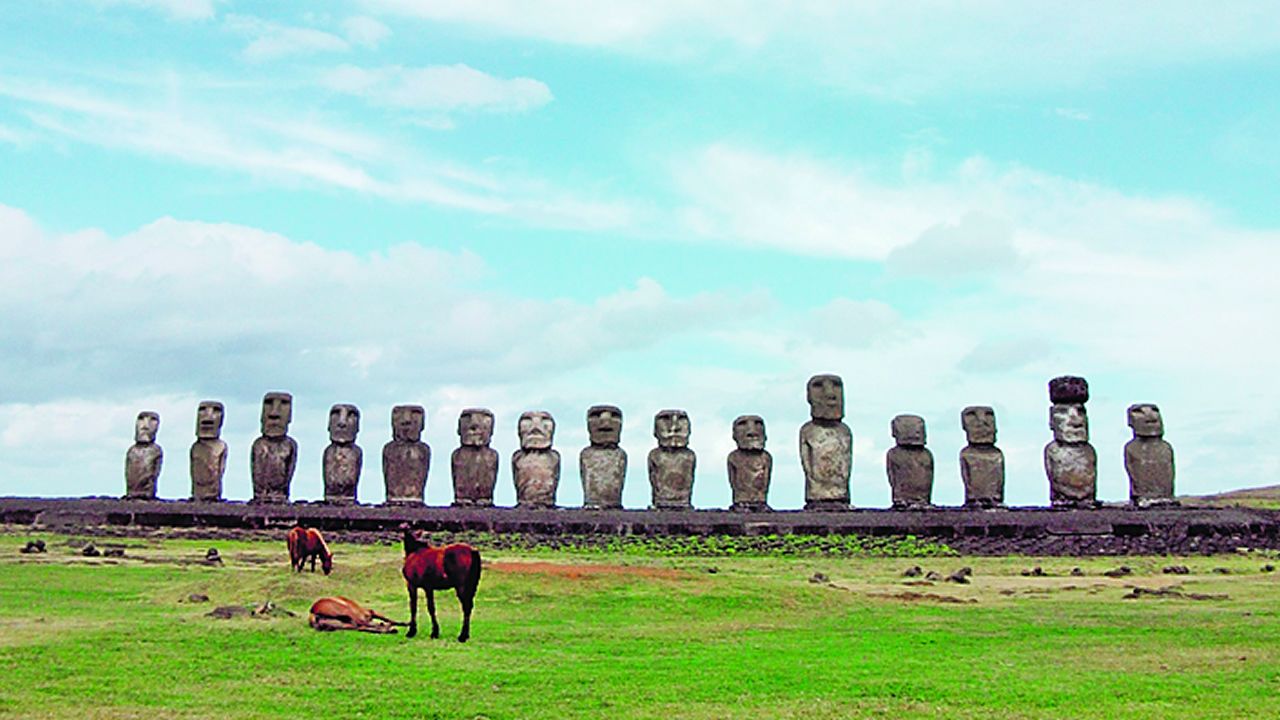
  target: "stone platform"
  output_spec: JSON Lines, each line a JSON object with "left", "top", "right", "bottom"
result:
{"left": 3, "top": 496, "right": 1279, "bottom": 555}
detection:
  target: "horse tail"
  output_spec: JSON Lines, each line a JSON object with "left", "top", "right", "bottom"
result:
{"left": 286, "top": 527, "right": 300, "bottom": 566}
{"left": 466, "top": 547, "right": 482, "bottom": 596}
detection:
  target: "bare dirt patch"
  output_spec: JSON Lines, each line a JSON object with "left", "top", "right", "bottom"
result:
{"left": 869, "top": 591, "right": 976, "bottom": 604}
{"left": 488, "top": 561, "right": 688, "bottom": 580}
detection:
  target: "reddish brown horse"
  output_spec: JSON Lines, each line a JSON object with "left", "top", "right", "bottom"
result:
{"left": 401, "top": 524, "right": 481, "bottom": 642}
{"left": 308, "top": 596, "right": 403, "bottom": 633}
{"left": 287, "top": 526, "right": 333, "bottom": 575}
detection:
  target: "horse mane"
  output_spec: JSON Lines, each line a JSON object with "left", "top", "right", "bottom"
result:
{"left": 314, "top": 529, "right": 332, "bottom": 559}
{"left": 400, "top": 524, "right": 427, "bottom": 556}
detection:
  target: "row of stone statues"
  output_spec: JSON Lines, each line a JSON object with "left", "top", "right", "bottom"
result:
{"left": 123, "top": 375, "right": 1176, "bottom": 509}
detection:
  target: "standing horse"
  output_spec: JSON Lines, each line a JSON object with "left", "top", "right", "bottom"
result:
{"left": 308, "top": 596, "right": 403, "bottom": 633}
{"left": 286, "top": 525, "right": 333, "bottom": 575}
{"left": 400, "top": 524, "right": 481, "bottom": 642}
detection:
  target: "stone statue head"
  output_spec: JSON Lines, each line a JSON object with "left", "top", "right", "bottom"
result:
{"left": 260, "top": 392, "right": 293, "bottom": 438}
{"left": 328, "top": 404, "right": 360, "bottom": 443}
{"left": 134, "top": 411, "right": 159, "bottom": 443}
{"left": 732, "top": 415, "right": 766, "bottom": 451}
{"left": 1050, "top": 403, "right": 1089, "bottom": 443}
{"left": 195, "top": 401, "right": 224, "bottom": 440}
{"left": 517, "top": 411, "right": 555, "bottom": 450}
{"left": 457, "top": 408, "right": 495, "bottom": 447}
{"left": 1049, "top": 375, "right": 1089, "bottom": 404}
{"left": 392, "top": 405, "right": 425, "bottom": 442}
{"left": 1127, "top": 403, "right": 1164, "bottom": 438}
{"left": 961, "top": 406, "right": 996, "bottom": 445}
{"left": 891, "top": 414, "right": 926, "bottom": 447}
{"left": 654, "top": 409, "right": 691, "bottom": 449}
{"left": 806, "top": 374, "right": 844, "bottom": 421}
{"left": 587, "top": 405, "right": 623, "bottom": 446}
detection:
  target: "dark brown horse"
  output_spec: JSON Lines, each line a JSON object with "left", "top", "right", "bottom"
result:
{"left": 287, "top": 526, "right": 333, "bottom": 575}
{"left": 308, "top": 596, "right": 403, "bottom": 633}
{"left": 400, "top": 524, "right": 481, "bottom": 642}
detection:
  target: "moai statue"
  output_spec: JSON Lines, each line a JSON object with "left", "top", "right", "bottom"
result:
{"left": 251, "top": 391, "right": 296, "bottom": 503}
{"left": 124, "top": 411, "right": 162, "bottom": 499}
{"left": 727, "top": 415, "right": 772, "bottom": 512}
{"left": 452, "top": 408, "right": 498, "bottom": 507}
{"left": 513, "top": 411, "right": 560, "bottom": 508}
{"left": 1125, "top": 403, "right": 1176, "bottom": 507}
{"left": 1044, "top": 376, "right": 1098, "bottom": 508}
{"left": 886, "top": 414, "right": 933, "bottom": 509}
{"left": 323, "top": 404, "right": 362, "bottom": 504}
{"left": 189, "top": 401, "right": 227, "bottom": 502}
{"left": 799, "top": 374, "right": 852, "bottom": 510}
{"left": 648, "top": 410, "right": 696, "bottom": 510}
{"left": 959, "top": 406, "right": 1004, "bottom": 508}
{"left": 580, "top": 405, "right": 626, "bottom": 509}
{"left": 383, "top": 405, "right": 430, "bottom": 505}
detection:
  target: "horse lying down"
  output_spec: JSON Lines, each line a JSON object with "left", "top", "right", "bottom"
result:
{"left": 308, "top": 596, "right": 405, "bottom": 634}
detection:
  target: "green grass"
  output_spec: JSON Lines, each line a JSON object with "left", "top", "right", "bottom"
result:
{"left": 1, "top": 532, "right": 1279, "bottom": 719}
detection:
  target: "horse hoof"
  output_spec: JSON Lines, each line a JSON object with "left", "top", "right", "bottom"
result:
{"left": 406, "top": 628, "right": 417, "bottom": 638}
{"left": 458, "top": 636, "right": 469, "bottom": 643}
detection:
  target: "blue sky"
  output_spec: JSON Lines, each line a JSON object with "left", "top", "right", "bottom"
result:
{"left": 2, "top": 0, "right": 1279, "bottom": 507}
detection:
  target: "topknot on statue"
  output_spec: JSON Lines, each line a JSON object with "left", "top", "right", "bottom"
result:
{"left": 1048, "top": 376, "right": 1089, "bottom": 404}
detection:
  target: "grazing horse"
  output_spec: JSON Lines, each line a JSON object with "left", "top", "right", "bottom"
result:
{"left": 287, "top": 526, "right": 333, "bottom": 575}
{"left": 308, "top": 596, "right": 403, "bottom": 633}
{"left": 401, "top": 524, "right": 481, "bottom": 642}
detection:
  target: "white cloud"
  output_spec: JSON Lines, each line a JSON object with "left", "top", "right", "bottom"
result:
{"left": 364, "top": 1, "right": 1280, "bottom": 98}
{"left": 886, "top": 213, "right": 1022, "bottom": 278}
{"left": 224, "top": 15, "right": 351, "bottom": 61}
{"left": 343, "top": 16, "right": 392, "bottom": 47}
{"left": 323, "top": 64, "right": 552, "bottom": 113}
{"left": 89, "top": 0, "right": 217, "bottom": 21}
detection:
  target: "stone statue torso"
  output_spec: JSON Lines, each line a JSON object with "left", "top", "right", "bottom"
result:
{"left": 189, "top": 439, "right": 227, "bottom": 502}
{"left": 513, "top": 449, "right": 561, "bottom": 508}
{"left": 383, "top": 440, "right": 430, "bottom": 504}
{"left": 1045, "top": 441, "right": 1097, "bottom": 506}
{"left": 125, "top": 443, "right": 163, "bottom": 499}
{"left": 887, "top": 446, "right": 933, "bottom": 508}
{"left": 800, "top": 420, "right": 851, "bottom": 504}
{"left": 251, "top": 436, "right": 297, "bottom": 502}
{"left": 1125, "top": 438, "right": 1174, "bottom": 504}
{"left": 323, "top": 443, "right": 362, "bottom": 503}
{"left": 648, "top": 447, "right": 695, "bottom": 509}
{"left": 452, "top": 446, "right": 498, "bottom": 506}
{"left": 727, "top": 449, "right": 772, "bottom": 509}
{"left": 960, "top": 445, "right": 1004, "bottom": 507}
{"left": 581, "top": 446, "right": 626, "bottom": 509}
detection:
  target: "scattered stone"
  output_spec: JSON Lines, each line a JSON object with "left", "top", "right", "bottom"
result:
{"left": 102, "top": 547, "right": 125, "bottom": 558}
{"left": 946, "top": 567, "right": 973, "bottom": 584}
{"left": 1212, "top": 567, "right": 1232, "bottom": 575}
{"left": 1021, "top": 566, "right": 1047, "bottom": 577}
{"left": 204, "top": 548, "right": 223, "bottom": 565}
{"left": 1162, "top": 565, "right": 1190, "bottom": 575}
{"left": 207, "top": 605, "right": 250, "bottom": 619}
{"left": 19, "top": 539, "right": 46, "bottom": 554}
{"left": 809, "top": 572, "right": 829, "bottom": 584}
{"left": 1103, "top": 566, "right": 1133, "bottom": 578}
{"left": 924, "top": 571, "right": 942, "bottom": 582}
{"left": 902, "top": 565, "right": 923, "bottom": 578}
{"left": 1123, "top": 587, "right": 1228, "bottom": 601}
{"left": 81, "top": 544, "right": 101, "bottom": 557}
{"left": 1070, "top": 567, "right": 1085, "bottom": 577}
{"left": 253, "top": 600, "right": 296, "bottom": 618}
{"left": 185, "top": 593, "right": 209, "bottom": 603}
{"left": 873, "top": 592, "right": 976, "bottom": 604}
{"left": 1262, "top": 565, "right": 1275, "bottom": 573}
{"left": 705, "top": 566, "right": 719, "bottom": 575}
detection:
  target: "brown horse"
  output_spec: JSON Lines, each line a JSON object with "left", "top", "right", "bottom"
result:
{"left": 400, "top": 524, "right": 481, "bottom": 642}
{"left": 308, "top": 596, "right": 403, "bottom": 633}
{"left": 287, "top": 526, "right": 333, "bottom": 575}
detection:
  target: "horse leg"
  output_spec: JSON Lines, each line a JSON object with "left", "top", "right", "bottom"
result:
{"left": 369, "top": 610, "right": 407, "bottom": 627}
{"left": 426, "top": 589, "right": 440, "bottom": 639}
{"left": 405, "top": 585, "right": 418, "bottom": 638}
{"left": 310, "top": 554, "right": 317, "bottom": 573}
{"left": 455, "top": 586, "right": 473, "bottom": 643}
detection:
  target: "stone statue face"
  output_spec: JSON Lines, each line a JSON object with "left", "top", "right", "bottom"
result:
{"left": 587, "top": 405, "right": 622, "bottom": 446}
{"left": 654, "top": 409, "right": 691, "bottom": 449}
{"left": 732, "top": 415, "right": 766, "bottom": 451}
{"left": 328, "top": 404, "right": 360, "bottom": 443}
{"left": 134, "top": 411, "right": 159, "bottom": 443}
{"left": 1128, "top": 403, "right": 1163, "bottom": 438}
{"left": 891, "top": 414, "right": 926, "bottom": 446}
{"left": 260, "top": 392, "right": 293, "bottom": 438}
{"left": 458, "top": 408, "right": 495, "bottom": 447}
{"left": 807, "top": 374, "right": 844, "bottom": 421}
{"left": 517, "top": 411, "right": 555, "bottom": 450}
{"left": 195, "top": 401, "right": 224, "bottom": 440}
{"left": 961, "top": 406, "right": 996, "bottom": 445}
{"left": 1050, "top": 403, "right": 1089, "bottom": 443}
{"left": 392, "top": 405, "right": 425, "bottom": 442}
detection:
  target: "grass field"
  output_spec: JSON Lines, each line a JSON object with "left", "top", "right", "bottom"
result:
{"left": 1, "top": 531, "right": 1278, "bottom": 719}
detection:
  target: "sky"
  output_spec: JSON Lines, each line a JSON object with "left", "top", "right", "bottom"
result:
{"left": 2, "top": 0, "right": 1279, "bottom": 508}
